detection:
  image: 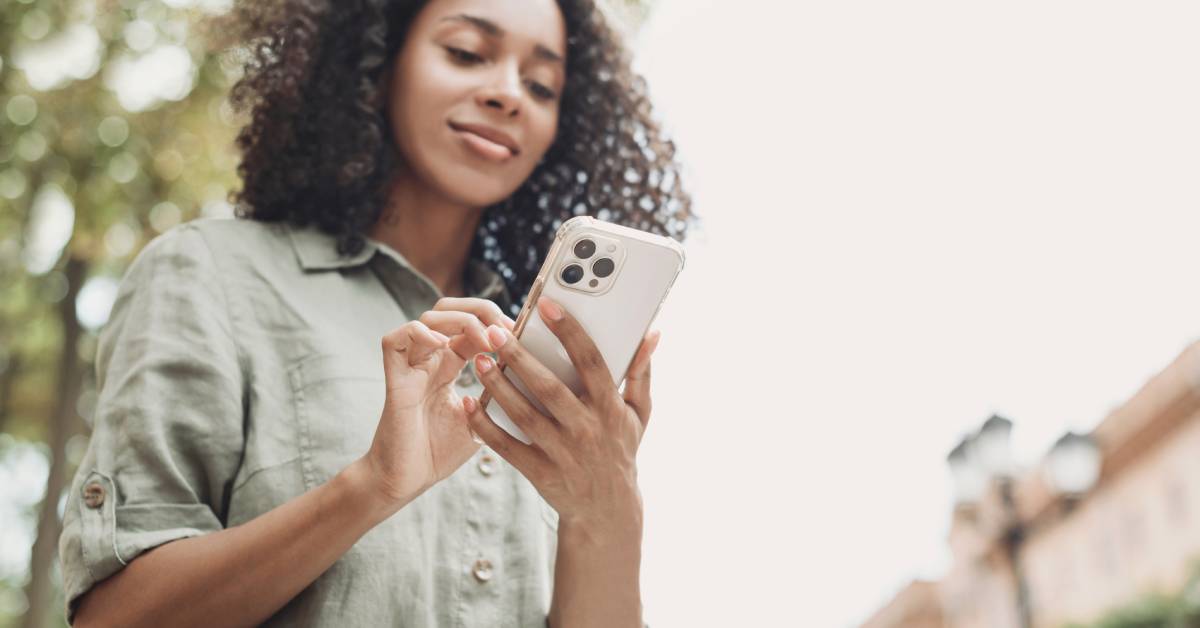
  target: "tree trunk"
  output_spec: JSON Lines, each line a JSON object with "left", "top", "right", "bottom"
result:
{"left": 21, "top": 256, "right": 87, "bottom": 628}
{"left": 0, "top": 351, "right": 22, "bottom": 436}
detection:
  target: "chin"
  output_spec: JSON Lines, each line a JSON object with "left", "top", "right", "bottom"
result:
{"left": 436, "top": 164, "right": 530, "bottom": 210}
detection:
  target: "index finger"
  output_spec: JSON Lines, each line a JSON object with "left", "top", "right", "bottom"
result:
{"left": 434, "top": 297, "right": 515, "bottom": 329}
{"left": 535, "top": 297, "right": 618, "bottom": 402}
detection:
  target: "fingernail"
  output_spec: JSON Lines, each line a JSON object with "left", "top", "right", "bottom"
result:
{"left": 475, "top": 354, "right": 493, "bottom": 373}
{"left": 538, "top": 297, "right": 563, "bottom": 322}
{"left": 462, "top": 396, "right": 477, "bottom": 413}
{"left": 486, "top": 324, "right": 508, "bottom": 349}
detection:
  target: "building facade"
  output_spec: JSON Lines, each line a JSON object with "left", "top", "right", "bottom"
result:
{"left": 865, "top": 341, "right": 1200, "bottom": 628}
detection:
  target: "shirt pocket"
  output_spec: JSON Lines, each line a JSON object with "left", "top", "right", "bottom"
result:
{"left": 288, "top": 353, "right": 385, "bottom": 489}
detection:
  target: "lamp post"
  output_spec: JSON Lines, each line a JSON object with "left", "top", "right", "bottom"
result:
{"left": 947, "top": 417, "right": 1101, "bottom": 628}
{"left": 1045, "top": 432, "right": 1102, "bottom": 500}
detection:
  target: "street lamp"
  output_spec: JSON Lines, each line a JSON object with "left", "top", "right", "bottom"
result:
{"left": 946, "top": 416, "right": 1101, "bottom": 628}
{"left": 948, "top": 437, "right": 986, "bottom": 506}
{"left": 975, "top": 414, "right": 1015, "bottom": 478}
{"left": 1045, "top": 432, "right": 1102, "bottom": 498}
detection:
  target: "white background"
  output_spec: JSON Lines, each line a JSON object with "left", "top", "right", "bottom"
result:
{"left": 631, "top": 1, "right": 1200, "bottom": 626}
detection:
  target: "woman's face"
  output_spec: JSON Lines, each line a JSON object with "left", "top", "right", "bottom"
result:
{"left": 388, "top": 0, "right": 567, "bottom": 208}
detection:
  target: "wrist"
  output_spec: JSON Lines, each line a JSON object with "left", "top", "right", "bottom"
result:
{"left": 339, "top": 457, "right": 413, "bottom": 523}
{"left": 550, "top": 494, "right": 645, "bottom": 628}
{"left": 558, "top": 492, "right": 644, "bottom": 550}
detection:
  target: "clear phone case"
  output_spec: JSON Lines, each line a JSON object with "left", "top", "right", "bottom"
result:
{"left": 480, "top": 216, "right": 685, "bottom": 444}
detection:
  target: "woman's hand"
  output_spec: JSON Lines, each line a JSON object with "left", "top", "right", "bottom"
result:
{"left": 462, "top": 296, "right": 661, "bottom": 532}
{"left": 361, "top": 297, "right": 514, "bottom": 506}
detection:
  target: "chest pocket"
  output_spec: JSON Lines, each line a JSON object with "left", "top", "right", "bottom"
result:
{"left": 288, "top": 353, "right": 385, "bottom": 489}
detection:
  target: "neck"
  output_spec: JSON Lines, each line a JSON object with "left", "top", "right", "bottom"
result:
{"left": 369, "top": 174, "right": 483, "bottom": 298}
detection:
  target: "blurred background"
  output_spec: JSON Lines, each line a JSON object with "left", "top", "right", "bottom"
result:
{"left": 2, "top": 0, "right": 1199, "bottom": 627}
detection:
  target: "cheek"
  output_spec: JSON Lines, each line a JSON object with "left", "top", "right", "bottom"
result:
{"left": 387, "top": 74, "right": 423, "bottom": 157}
{"left": 393, "top": 67, "right": 436, "bottom": 130}
{"left": 525, "top": 106, "right": 561, "bottom": 163}
{"left": 389, "top": 51, "right": 461, "bottom": 141}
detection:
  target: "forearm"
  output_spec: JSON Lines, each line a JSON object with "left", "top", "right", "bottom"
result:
{"left": 74, "top": 457, "right": 405, "bottom": 628}
{"left": 547, "top": 496, "right": 645, "bottom": 628}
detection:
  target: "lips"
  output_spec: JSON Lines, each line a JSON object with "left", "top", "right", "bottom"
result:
{"left": 449, "top": 121, "right": 520, "bottom": 161}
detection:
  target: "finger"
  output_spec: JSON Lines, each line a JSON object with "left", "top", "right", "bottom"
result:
{"left": 381, "top": 321, "right": 443, "bottom": 371}
{"left": 535, "top": 297, "right": 618, "bottom": 403}
{"left": 483, "top": 325, "right": 588, "bottom": 429}
{"left": 404, "top": 321, "right": 446, "bottom": 366}
{"left": 463, "top": 395, "right": 551, "bottom": 480}
{"left": 434, "top": 297, "right": 515, "bottom": 330}
{"left": 419, "top": 310, "right": 491, "bottom": 359}
{"left": 473, "top": 354, "right": 569, "bottom": 461}
{"left": 623, "top": 330, "right": 660, "bottom": 427}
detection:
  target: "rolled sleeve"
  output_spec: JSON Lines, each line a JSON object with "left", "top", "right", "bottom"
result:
{"left": 58, "top": 224, "right": 245, "bottom": 623}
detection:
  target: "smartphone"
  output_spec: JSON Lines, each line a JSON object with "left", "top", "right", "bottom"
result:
{"left": 480, "top": 216, "right": 686, "bottom": 444}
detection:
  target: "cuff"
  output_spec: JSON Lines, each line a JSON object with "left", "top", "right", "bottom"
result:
{"left": 60, "top": 471, "right": 222, "bottom": 624}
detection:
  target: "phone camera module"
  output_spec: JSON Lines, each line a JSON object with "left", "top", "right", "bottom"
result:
{"left": 592, "top": 258, "right": 615, "bottom": 278}
{"left": 573, "top": 239, "right": 596, "bottom": 259}
{"left": 560, "top": 264, "right": 585, "bottom": 284}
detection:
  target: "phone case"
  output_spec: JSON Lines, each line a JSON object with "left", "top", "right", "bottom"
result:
{"left": 481, "top": 216, "right": 686, "bottom": 444}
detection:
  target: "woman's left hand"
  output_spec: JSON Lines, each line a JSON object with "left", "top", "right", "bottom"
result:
{"left": 462, "top": 296, "right": 660, "bottom": 533}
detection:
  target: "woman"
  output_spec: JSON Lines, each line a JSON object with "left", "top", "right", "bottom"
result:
{"left": 59, "top": 0, "right": 691, "bottom": 625}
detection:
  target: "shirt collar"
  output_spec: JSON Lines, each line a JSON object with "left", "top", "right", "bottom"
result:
{"left": 285, "top": 222, "right": 509, "bottom": 301}
{"left": 286, "top": 222, "right": 377, "bottom": 271}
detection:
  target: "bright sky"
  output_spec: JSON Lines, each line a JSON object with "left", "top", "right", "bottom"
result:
{"left": 632, "top": 0, "right": 1200, "bottom": 626}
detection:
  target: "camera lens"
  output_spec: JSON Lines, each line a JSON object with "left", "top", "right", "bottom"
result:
{"left": 592, "top": 258, "right": 615, "bottom": 278}
{"left": 560, "top": 264, "right": 584, "bottom": 284}
{"left": 573, "top": 239, "right": 596, "bottom": 259}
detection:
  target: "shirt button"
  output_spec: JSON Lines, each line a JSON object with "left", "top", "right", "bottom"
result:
{"left": 82, "top": 483, "right": 105, "bottom": 509}
{"left": 478, "top": 453, "right": 496, "bottom": 477}
{"left": 472, "top": 558, "right": 494, "bottom": 583}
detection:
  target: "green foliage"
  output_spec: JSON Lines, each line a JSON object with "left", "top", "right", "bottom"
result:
{"left": 0, "top": 0, "right": 241, "bottom": 623}
{"left": 1064, "top": 563, "right": 1200, "bottom": 628}
{"left": 1092, "top": 595, "right": 1200, "bottom": 628}
{"left": 1, "top": 0, "right": 241, "bottom": 439}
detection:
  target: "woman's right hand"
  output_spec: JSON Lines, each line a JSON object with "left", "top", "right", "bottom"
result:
{"left": 360, "top": 297, "right": 514, "bottom": 505}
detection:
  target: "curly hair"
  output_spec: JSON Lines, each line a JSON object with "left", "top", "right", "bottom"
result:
{"left": 228, "top": 0, "right": 693, "bottom": 314}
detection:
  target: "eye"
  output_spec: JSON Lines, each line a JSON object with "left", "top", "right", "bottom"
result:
{"left": 526, "top": 80, "right": 557, "bottom": 101}
{"left": 445, "top": 46, "right": 485, "bottom": 65}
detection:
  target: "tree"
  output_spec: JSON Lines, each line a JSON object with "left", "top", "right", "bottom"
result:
{"left": 1, "top": 1, "right": 239, "bottom": 625}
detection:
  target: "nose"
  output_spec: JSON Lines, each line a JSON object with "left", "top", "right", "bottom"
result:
{"left": 475, "top": 65, "right": 522, "bottom": 118}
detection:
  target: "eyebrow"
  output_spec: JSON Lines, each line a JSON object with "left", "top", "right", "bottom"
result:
{"left": 440, "top": 13, "right": 565, "bottom": 64}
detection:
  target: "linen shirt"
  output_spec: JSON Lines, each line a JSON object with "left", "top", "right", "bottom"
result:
{"left": 58, "top": 218, "right": 560, "bottom": 626}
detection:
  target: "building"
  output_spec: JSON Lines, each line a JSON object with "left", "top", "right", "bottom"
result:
{"left": 860, "top": 580, "right": 945, "bottom": 628}
{"left": 864, "top": 341, "right": 1200, "bottom": 628}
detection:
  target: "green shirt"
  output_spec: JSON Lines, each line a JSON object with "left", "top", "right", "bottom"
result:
{"left": 59, "top": 218, "right": 560, "bottom": 626}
